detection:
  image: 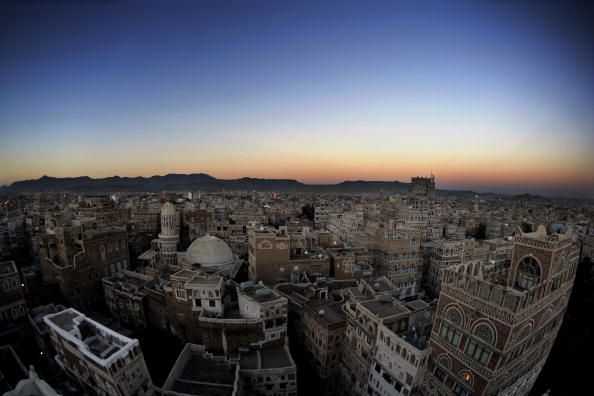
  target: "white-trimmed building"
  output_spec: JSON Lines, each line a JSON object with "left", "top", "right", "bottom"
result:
{"left": 43, "top": 308, "right": 153, "bottom": 396}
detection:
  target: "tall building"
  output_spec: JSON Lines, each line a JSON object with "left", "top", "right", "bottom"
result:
{"left": 422, "top": 225, "right": 579, "bottom": 395}
{"left": 39, "top": 224, "right": 130, "bottom": 306}
{"left": 248, "top": 227, "right": 330, "bottom": 283}
{"left": 138, "top": 202, "right": 181, "bottom": 277}
{"left": 400, "top": 176, "right": 441, "bottom": 241}
{"left": 158, "top": 202, "right": 180, "bottom": 267}
{"left": 44, "top": 307, "right": 153, "bottom": 396}
{"left": 0, "top": 261, "right": 28, "bottom": 343}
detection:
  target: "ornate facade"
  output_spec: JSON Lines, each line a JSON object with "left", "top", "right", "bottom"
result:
{"left": 422, "top": 225, "right": 579, "bottom": 396}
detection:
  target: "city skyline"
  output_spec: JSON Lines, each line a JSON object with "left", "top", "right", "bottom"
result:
{"left": 2, "top": 1, "right": 593, "bottom": 195}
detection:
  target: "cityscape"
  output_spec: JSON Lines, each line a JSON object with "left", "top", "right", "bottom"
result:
{"left": 1, "top": 2, "right": 594, "bottom": 396}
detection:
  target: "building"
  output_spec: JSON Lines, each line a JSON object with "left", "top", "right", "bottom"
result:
{"left": 399, "top": 176, "right": 442, "bottom": 241}
{"left": 0, "top": 261, "right": 28, "bottom": 342}
{"left": 422, "top": 225, "right": 579, "bottom": 396}
{"left": 239, "top": 344, "right": 297, "bottom": 396}
{"left": 368, "top": 316, "right": 432, "bottom": 396}
{"left": 426, "top": 239, "right": 488, "bottom": 296}
{"left": 3, "top": 366, "right": 60, "bottom": 396}
{"left": 339, "top": 296, "right": 412, "bottom": 395}
{"left": 248, "top": 227, "right": 330, "bottom": 283}
{"left": 102, "top": 271, "right": 153, "bottom": 329}
{"left": 302, "top": 300, "right": 346, "bottom": 384}
{"left": 327, "top": 247, "right": 374, "bottom": 280}
{"left": 38, "top": 222, "right": 130, "bottom": 307}
{"left": 43, "top": 308, "right": 153, "bottom": 396}
{"left": 237, "top": 282, "right": 288, "bottom": 345}
{"left": 162, "top": 343, "right": 241, "bottom": 396}
{"left": 28, "top": 303, "right": 66, "bottom": 356}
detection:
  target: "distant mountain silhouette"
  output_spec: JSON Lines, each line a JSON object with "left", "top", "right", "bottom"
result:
{"left": 1, "top": 172, "right": 492, "bottom": 197}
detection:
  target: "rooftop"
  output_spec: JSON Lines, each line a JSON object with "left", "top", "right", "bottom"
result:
{"left": 261, "top": 346, "right": 292, "bottom": 369}
{"left": 238, "top": 284, "right": 284, "bottom": 303}
{"left": 43, "top": 308, "right": 138, "bottom": 367}
{"left": 168, "top": 347, "right": 238, "bottom": 396}
{"left": 360, "top": 299, "right": 410, "bottom": 319}
{"left": 305, "top": 300, "right": 346, "bottom": 326}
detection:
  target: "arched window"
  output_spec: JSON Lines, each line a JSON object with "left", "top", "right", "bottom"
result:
{"left": 472, "top": 323, "right": 495, "bottom": 345}
{"left": 459, "top": 371, "right": 473, "bottom": 386}
{"left": 259, "top": 240, "right": 272, "bottom": 249}
{"left": 444, "top": 306, "right": 463, "bottom": 327}
{"left": 515, "top": 256, "right": 541, "bottom": 290}
{"left": 437, "top": 354, "right": 451, "bottom": 369}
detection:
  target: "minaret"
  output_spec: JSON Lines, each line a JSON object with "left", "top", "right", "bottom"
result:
{"left": 159, "top": 202, "right": 179, "bottom": 267}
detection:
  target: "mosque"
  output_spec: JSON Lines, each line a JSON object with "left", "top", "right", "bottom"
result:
{"left": 139, "top": 201, "right": 239, "bottom": 278}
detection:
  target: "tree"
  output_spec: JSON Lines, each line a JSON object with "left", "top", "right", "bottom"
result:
{"left": 300, "top": 204, "right": 315, "bottom": 221}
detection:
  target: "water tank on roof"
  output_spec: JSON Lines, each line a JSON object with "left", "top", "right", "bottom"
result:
{"left": 240, "top": 281, "right": 254, "bottom": 290}
{"left": 255, "top": 287, "right": 273, "bottom": 298}
{"left": 378, "top": 293, "right": 392, "bottom": 302}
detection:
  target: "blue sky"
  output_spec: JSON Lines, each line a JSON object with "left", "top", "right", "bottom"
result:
{"left": 1, "top": 0, "right": 593, "bottom": 196}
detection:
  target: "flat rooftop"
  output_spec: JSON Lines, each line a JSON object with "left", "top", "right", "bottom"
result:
{"left": 239, "top": 350, "right": 259, "bottom": 370}
{"left": 405, "top": 299, "right": 430, "bottom": 312}
{"left": 187, "top": 276, "right": 221, "bottom": 286}
{"left": 171, "top": 269, "right": 197, "bottom": 281}
{"left": 305, "top": 301, "right": 346, "bottom": 326}
{"left": 261, "top": 346, "right": 292, "bottom": 369}
{"left": 46, "top": 310, "right": 80, "bottom": 332}
{"left": 44, "top": 308, "right": 136, "bottom": 366}
{"left": 361, "top": 299, "right": 410, "bottom": 318}
{"left": 239, "top": 285, "right": 283, "bottom": 303}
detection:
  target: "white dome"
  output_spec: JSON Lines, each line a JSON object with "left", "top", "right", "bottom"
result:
{"left": 161, "top": 202, "right": 176, "bottom": 216}
{"left": 184, "top": 235, "right": 234, "bottom": 268}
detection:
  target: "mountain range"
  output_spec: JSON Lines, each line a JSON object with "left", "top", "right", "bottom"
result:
{"left": 1, "top": 173, "right": 484, "bottom": 196}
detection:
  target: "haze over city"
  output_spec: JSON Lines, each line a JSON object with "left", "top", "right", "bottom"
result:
{"left": 1, "top": 1, "right": 593, "bottom": 196}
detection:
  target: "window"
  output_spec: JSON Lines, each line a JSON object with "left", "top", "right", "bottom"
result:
{"left": 465, "top": 339, "right": 490, "bottom": 365}
{"left": 209, "top": 300, "right": 216, "bottom": 308}
{"left": 444, "top": 307, "right": 463, "bottom": 327}
{"left": 453, "top": 383, "right": 471, "bottom": 396}
{"left": 175, "top": 289, "right": 186, "bottom": 299}
{"left": 440, "top": 322, "right": 461, "bottom": 347}
{"left": 472, "top": 324, "right": 494, "bottom": 345}
{"left": 515, "top": 256, "right": 541, "bottom": 290}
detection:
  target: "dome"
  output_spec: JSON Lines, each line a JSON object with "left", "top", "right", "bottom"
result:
{"left": 184, "top": 235, "right": 235, "bottom": 268}
{"left": 161, "top": 202, "right": 176, "bottom": 216}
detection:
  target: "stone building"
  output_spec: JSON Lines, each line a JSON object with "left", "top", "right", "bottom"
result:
{"left": 237, "top": 282, "right": 288, "bottom": 345}
{"left": 314, "top": 200, "right": 331, "bottom": 229}
{"left": 327, "top": 247, "right": 374, "bottom": 280}
{"left": 43, "top": 308, "right": 153, "bottom": 396}
{"left": 302, "top": 299, "right": 346, "bottom": 384}
{"left": 422, "top": 225, "right": 579, "bottom": 396}
{"left": 239, "top": 344, "right": 297, "bottom": 396}
{"left": 102, "top": 271, "right": 153, "bottom": 329}
{"left": 248, "top": 227, "right": 330, "bottom": 283}
{"left": 339, "top": 296, "right": 412, "bottom": 395}
{"left": 158, "top": 202, "right": 180, "bottom": 267}
{"left": 28, "top": 303, "right": 66, "bottom": 356}
{"left": 0, "top": 260, "right": 28, "bottom": 342}
{"left": 138, "top": 202, "right": 180, "bottom": 277}
{"left": 39, "top": 224, "right": 130, "bottom": 306}
{"left": 368, "top": 316, "right": 432, "bottom": 396}
{"left": 426, "top": 239, "right": 488, "bottom": 296}
{"left": 399, "top": 176, "right": 442, "bottom": 241}
{"left": 162, "top": 343, "right": 241, "bottom": 396}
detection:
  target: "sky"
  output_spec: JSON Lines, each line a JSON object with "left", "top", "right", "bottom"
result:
{"left": 1, "top": 0, "right": 593, "bottom": 196}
